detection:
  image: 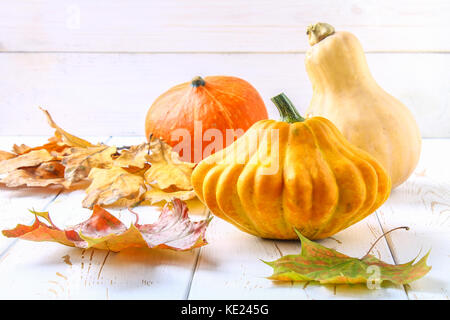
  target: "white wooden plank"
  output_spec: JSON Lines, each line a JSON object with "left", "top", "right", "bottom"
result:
{"left": 376, "top": 139, "right": 450, "bottom": 300}
{"left": 0, "top": 136, "right": 207, "bottom": 299}
{"left": 0, "top": 0, "right": 448, "bottom": 52}
{"left": 188, "top": 208, "right": 408, "bottom": 299}
{"left": 0, "top": 53, "right": 448, "bottom": 137}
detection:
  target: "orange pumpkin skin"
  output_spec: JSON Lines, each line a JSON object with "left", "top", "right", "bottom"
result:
{"left": 191, "top": 94, "right": 392, "bottom": 240}
{"left": 145, "top": 76, "right": 268, "bottom": 163}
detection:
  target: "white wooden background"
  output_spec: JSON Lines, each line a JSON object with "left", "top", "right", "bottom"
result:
{"left": 0, "top": 1, "right": 449, "bottom": 300}
{"left": 0, "top": 0, "right": 449, "bottom": 137}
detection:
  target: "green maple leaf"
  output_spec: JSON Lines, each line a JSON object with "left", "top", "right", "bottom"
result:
{"left": 263, "top": 229, "right": 431, "bottom": 285}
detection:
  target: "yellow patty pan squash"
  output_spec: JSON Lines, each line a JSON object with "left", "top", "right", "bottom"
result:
{"left": 191, "top": 93, "right": 391, "bottom": 240}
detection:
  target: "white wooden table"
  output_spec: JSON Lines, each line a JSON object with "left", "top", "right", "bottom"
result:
{"left": 0, "top": 136, "right": 448, "bottom": 300}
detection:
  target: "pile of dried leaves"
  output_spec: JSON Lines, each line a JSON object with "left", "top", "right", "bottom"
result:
{"left": 0, "top": 109, "right": 208, "bottom": 252}
{"left": 0, "top": 108, "right": 196, "bottom": 209}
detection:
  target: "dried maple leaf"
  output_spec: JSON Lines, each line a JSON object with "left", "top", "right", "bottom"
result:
{"left": 83, "top": 167, "right": 146, "bottom": 209}
{"left": 144, "top": 137, "right": 195, "bottom": 190}
{"left": 0, "top": 150, "right": 16, "bottom": 160}
{"left": 2, "top": 209, "right": 74, "bottom": 246}
{"left": 61, "top": 146, "right": 116, "bottom": 185}
{"left": 12, "top": 144, "right": 32, "bottom": 155}
{"left": 122, "top": 163, "right": 151, "bottom": 175}
{"left": 1, "top": 161, "right": 66, "bottom": 188}
{"left": 0, "top": 151, "right": 67, "bottom": 188}
{"left": 0, "top": 149, "right": 54, "bottom": 174}
{"left": 12, "top": 141, "right": 69, "bottom": 157}
{"left": 264, "top": 229, "right": 431, "bottom": 285}
{"left": 114, "top": 143, "right": 149, "bottom": 169}
{"left": 40, "top": 107, "right": 94, "bottom": 148}
{"left": 6, "top": 108, "right": 94, "bottom": 159}
{"left": 0, "top": 109, "right": 105, "bottom": 188}
{"left": 2, "top": 199, "right": 210, "bottom": 252}
{"left": 144, "top": 187, "right": 196, "bottom": 204}
{"left": 0, "top": 110, "right": 198, "bottom": 209}
{"left": 0, "top": 169, "right": 66, "bottom": 187}
{"left": 34, "top": 161, "right": 65, "bottom": 179}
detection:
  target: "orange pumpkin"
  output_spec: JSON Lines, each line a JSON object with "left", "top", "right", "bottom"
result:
{"left": 145, "top": 76, "right": 268, "bottom": 163}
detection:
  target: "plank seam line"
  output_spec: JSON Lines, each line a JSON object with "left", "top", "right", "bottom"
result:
{"left": 375, "top": 212, "right": 410, "bottom": 300}
{"left": 184, "top": 208, "right": 212, "bottom": 300}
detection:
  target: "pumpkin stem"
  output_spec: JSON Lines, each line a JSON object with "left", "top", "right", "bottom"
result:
{"left": 191, "top": 76, "right": 206, "bottom": 87}
{"left": 271, "top": 93, "right": 305, "bottom": 123}
{"left": 306, "top": 22, "right": 335, "bottom": 46}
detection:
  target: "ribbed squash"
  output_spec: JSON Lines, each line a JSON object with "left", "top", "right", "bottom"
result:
{"left": 191, "top": 93, "right": 391, "bottom": 240}
{"left": 305, "top": 23, "right": 421, "bottom": 188}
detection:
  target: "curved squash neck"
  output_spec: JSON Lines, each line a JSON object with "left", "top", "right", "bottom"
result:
{"left": 307, "top": 58, "right": 376, "bottom": 93}
{"left": 306, "top": 29, "right": 377, "bottom": 92}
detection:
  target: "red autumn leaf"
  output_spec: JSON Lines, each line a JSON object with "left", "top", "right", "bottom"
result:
{"left": 2, "top": 199, "right": 210, "bottom": 252}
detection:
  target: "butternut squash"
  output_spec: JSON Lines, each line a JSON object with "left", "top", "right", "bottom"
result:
{"left": 305, "top": 22, "right": 421, "bottom": 188}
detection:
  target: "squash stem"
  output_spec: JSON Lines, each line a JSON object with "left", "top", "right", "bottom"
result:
{"left": 191, "top": 76, "right": 206, "bottom": 87}
{"left": 271, "top": 93, "right": 305, "bottom": 123}
{"left": 306, "top": 22, "right": 335, "bottom": 46}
